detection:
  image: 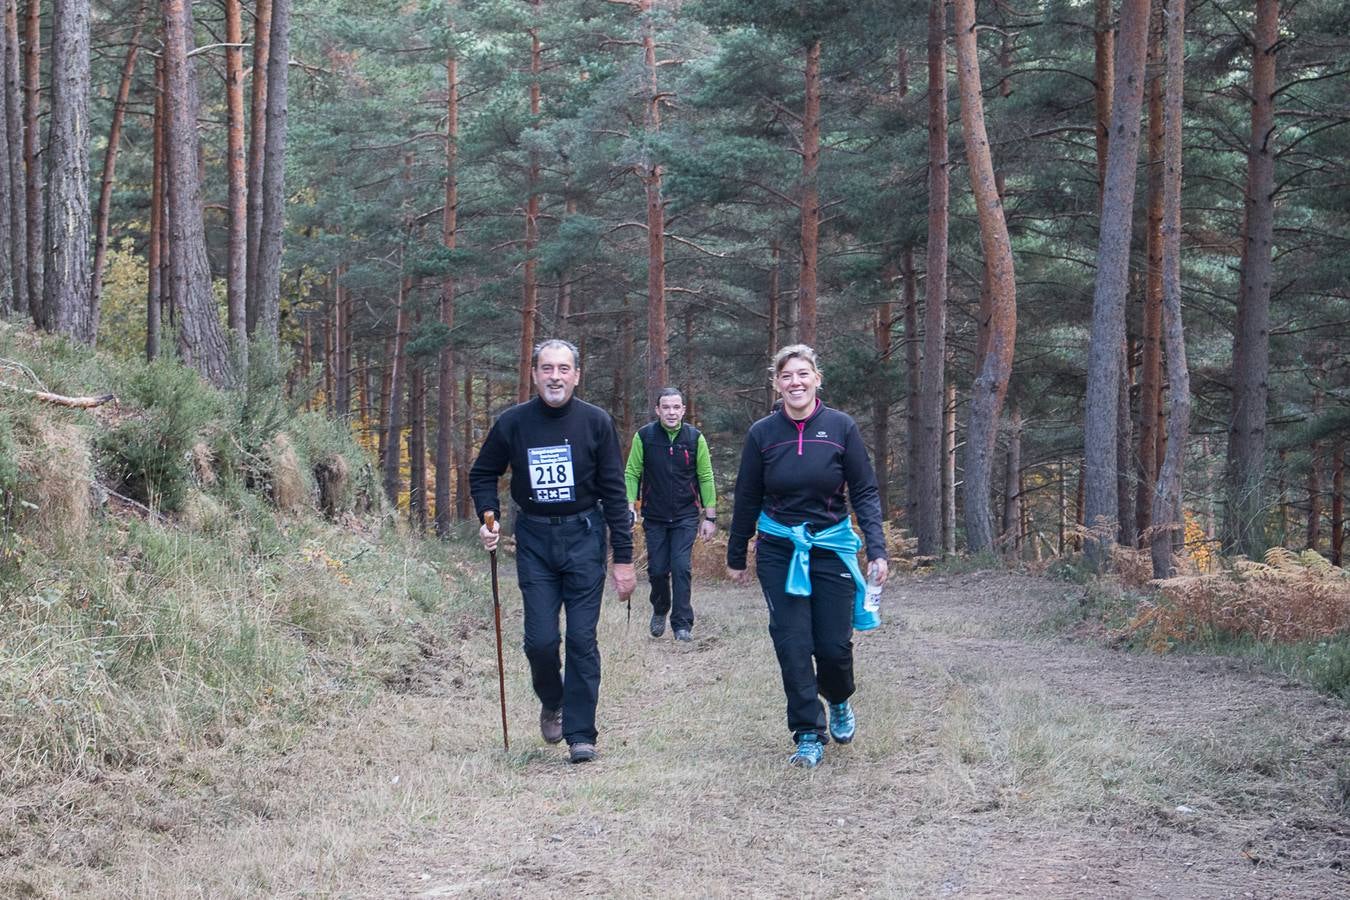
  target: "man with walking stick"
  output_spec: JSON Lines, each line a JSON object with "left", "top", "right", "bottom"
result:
{"left": 471, "top": 340, "right": 636, "bottom": 763}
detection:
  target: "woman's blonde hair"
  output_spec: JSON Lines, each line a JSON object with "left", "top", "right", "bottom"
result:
{"left": 769, "top": 344, "right": 822, "bottom": 382}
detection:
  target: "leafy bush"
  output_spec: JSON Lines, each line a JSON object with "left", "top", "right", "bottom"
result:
{"left": 98, "top": 361, "right": 221, "bottom": 512}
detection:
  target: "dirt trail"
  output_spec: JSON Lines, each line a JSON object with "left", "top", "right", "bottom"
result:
{"left": 20, "top": 571, "right": 1346, "bottom": 897}
{"left": 344, "top": 571, "right": 1348, "bottom": 898}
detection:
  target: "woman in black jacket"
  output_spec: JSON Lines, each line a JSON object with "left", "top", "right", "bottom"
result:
{"left": 726, "top": 344, "right": 889, "bottom": 768}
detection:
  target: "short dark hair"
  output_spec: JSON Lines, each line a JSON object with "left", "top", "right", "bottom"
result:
{"left": 656, "top": 387, "right": 683, "bottom": 404}
{"left": 531, "top": 339, "right": 580, "bottom": 369}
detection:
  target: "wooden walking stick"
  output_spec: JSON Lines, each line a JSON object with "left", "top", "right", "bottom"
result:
{"left": 484, "top": 511, "right": 509, "bottom": 750}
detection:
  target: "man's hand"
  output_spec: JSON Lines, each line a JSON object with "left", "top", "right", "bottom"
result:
{"left": 868, "top": 557, "right": 889, "bottom": 586}
{"left": 699, "top": 512, "right": 716, "bottom": 542}
{"left": 479, "top": 519, "right": 500, "bottom": 552}
{"left": 726, "top": 566, "right": 751, "bottom": 586}
{"left": 612, "top": 562, "right": 636, "bottom": 600}
{"left": 628, "top": 502, "right": 639, "bottom": 526}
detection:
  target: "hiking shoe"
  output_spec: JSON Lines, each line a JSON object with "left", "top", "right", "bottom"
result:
{"left": 788, "top": 734, "right": 824, "bottom": 769}
{"left": 539, "top": 707, "right": 563, "bottom": 744}
{"left": 674, "top": 628, "right": 692, "bottom": 642}
{"left": 568, "top": 742, "right": 597, "bottom": 764}
{"left": 828, "top": 701, "right": 856, "bottom": 744}
{"left": 649, "top": 614, "right": 666, "bottom": 638}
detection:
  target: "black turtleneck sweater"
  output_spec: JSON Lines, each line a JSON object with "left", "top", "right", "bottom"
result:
{"left": 469, "top": 395, "right": 633, "bottom": 564}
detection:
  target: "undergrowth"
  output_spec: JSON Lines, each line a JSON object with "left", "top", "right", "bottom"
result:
{"left": 0, "top": 325, "right": 479, "bottom": 796}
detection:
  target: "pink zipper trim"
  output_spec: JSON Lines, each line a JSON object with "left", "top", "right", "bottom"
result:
{"left": 795, "top": 420, "right": 805, "bottom": 455}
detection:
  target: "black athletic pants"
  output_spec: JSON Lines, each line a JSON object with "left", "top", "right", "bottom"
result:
{"left": 755, "top": 536, "right": 856, "bottom": 742}
{"left": 515, "top": 510, "right": 608, "bottom": 745}
{"left": 644, "top": 516, "right": 698, "bottom": 631}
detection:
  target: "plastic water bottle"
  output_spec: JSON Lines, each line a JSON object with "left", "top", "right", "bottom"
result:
{"left": 854, "top": 572, "right": 882, "bottom": 631}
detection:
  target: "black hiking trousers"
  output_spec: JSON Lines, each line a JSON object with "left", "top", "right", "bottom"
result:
{"left": 644, "top": 516, "right": 698, "bottom": 631}
{"left": 755, "top": 535, "right": 856, "bottom": 742}
{"left": 515, "top": 509, "right": 607, "bottom": 746}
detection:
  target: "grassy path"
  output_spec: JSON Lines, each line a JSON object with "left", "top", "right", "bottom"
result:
{"left": 17, "top": 570, "right": 1349, "bottom": 897}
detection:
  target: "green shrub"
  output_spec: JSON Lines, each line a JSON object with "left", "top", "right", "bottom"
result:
{"left": 97, "top": 361, "right": 221, "bottom": 512}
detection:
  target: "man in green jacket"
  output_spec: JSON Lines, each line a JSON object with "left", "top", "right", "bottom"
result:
{"left": 626, "top": 388, "right": 717, "bottom": 641}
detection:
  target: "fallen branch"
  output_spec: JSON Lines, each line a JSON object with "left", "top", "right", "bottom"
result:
{"left": 0, "top": 381, "right": 118, "bottom": 409}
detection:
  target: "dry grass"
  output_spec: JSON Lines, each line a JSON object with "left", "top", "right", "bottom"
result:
{"left": 266, "top": 432, "right": 309, "bottom": 513}
{"left": 15, "top": 418, "right": 92, "bottom": 548}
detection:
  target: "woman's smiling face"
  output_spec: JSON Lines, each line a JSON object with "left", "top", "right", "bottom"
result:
{"left": 775, "top": 355, "right": 820, "bottom": 419}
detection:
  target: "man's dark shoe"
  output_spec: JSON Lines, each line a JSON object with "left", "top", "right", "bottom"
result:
{"left": 674, "top": 628, "right": 692, "bottom": 642}
{"left": 568, "top": 742, "right": 597, "bottom": 764}
{"left": 649, "top": 613, "right": 666, "bottom": 638}
{"left": 539, "top": 706, "right": 563, "bottom": 744}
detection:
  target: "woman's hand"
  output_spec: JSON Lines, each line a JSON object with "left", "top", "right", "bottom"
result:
{"left": 726, "top": 566, "right": 751, "bottom": 586}
{"left": 867, "top": 558, "right": 889, "bottom": 586}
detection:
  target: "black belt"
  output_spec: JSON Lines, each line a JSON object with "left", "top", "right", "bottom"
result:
{"left": 514, "top": 505, "right": 598, "bottom": 526}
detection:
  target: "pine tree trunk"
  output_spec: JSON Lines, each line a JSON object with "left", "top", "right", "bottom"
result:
{"left": 409, "top": 334, "right": 427, "bottom": 531}
{"left": 223, "top": 0, "right": 247, "bottom": 366}
{"left": 0, "top": 1, "right": 10, "bottom": 316}
{"left": 1117, "top": 335, "right": 1136, "bottom": 546}
{"left": 163, "top": 0, "right": 233, "bottom": 387}
{"left": 382, "top": 279, "right": 408, "bottom": 506}
{"left": 640, "top": 0, "right": 668, "bottom": 409}
{"left": 797, "top": 38, "right": 820, "bottom": 347}
{"left": 1150, "top": 0, "right": 1190, "bottom": 578}
{"left": 1307, "top": 398, "right": 1322, "bottom": 551}
{"left": 146, "top": 51, "right": 164, "bottom": 360}
{"left": 943, "top": 373, "right": 957, "bottom": 555}
{"left": 90, "top": 1, "right": 146, "bottom": 336}
{"left": 901, "top": 249, "right": 919, "bottom": 530}
{"left": 953, "top": 0, "right": 1018, "bottom": 553}
{"left": 516, "top": 3, "right": 542, "bottom": 402}
{"left": 2, "top": 0, "right": 25, "bottom": 316}
{"left": 254, "top": 0, "right": 290, "bottom": 352}
{"left": 1002, "top": 404, "right": 1022, "bottom": 554}
{"left": 436, "top": 47, "right": 459, "bottom": 536}
{"left": 874, "top": 263, "right": 895, "bottom": 520}
{"left": 43, "top": 0, "right": 93, "bottom": 343}
{"left": 1224, "top": 0, "right": 1279, "bottom": 558}
{"left": 1083, "top": 0, "right": 1150, "bottom": 566}
{"left": 458, "top": 361, "right": 473, "bottom": 520}
{"left": 1332, "top": 442, "right": 1344, "bottom": 567}
{"left": 1138, "top": 4, "right": 1164, "bottom": 540}
{"left": 766, "top": 241, "right": 780, "bottom": 410}
{"left": 22, "top": 0, "right": 42, "bottom": 325}
{"left": 916, "top": 0, "right": 949, "bottom": 559}
{"left": 245, "top": 0, "right": 271, "bottom": 334}
{"left": 1093, "top": 0, "right": 1114, "bottom": 195}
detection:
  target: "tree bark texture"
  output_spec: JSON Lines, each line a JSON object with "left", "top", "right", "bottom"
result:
{"left": 382, "top": 278, "right": 408, "bottom": 506}
{"left": 874, "top": 264, "right": 896, "bottom": 520}
{"left": 146, "top": 50, "right": 164, "bottom": 361}
{"left": 163, "top": 0, "right": 233, "bottom": 386}
{"left": 516, "top": 3, "right": 541, "bottom": 403}
{"left": 766, "top": 241, "right": 780, "bottom": 410}
{"left": 1093, "top": 0, "right": 1114, "bottom": 195}
{"left": 901, "top": 249, "right": 919, "bottom": 529}
{"left": 797, "top": 38, "right": 820, "bottom": 347}
{"left": 90, "top": 0, "right": 147, "bottom": 336}
{"left": 224, "top": 0, "right": 248, "bottom": 364}
{"left": 409, "top": 338, "right": 427, "bottom": 531}
{"left": 255, "top": 0, "right": 291, "bottom": 351}
{"left": 1332, "top": 441, "right": 1345, "bottom": 567}
{"left": 245, "top": 0, "right": 271, "bottom": 334}
{"left": 23, "top": 0, "right": 43, "bottom": 325}
{"left": 436, "top": 47, "right": 459, "bottom": 536}
{"left": 1082, "top": 0, "right": 1149, "bottom": 566}
{"left": 916, "top": 0, "right": 949, "bottom": 559}
{"left": 1137, "top": 3, "right": 1165, "bottom": 541}
{"left": 943, "top": 373, "right": 957, "bottom": 555}
{"left": 1002, "top": 404, "right": 1022, "bottom": 553}
{"left": 2, "top": 0, "right": 25, "bottom": 316}
{"left": 1117, "top": 335, "right": 1136, "bottom": 546}
{"left": 1224, "top": 0, "right": 1279, "bottom": 558}
{"left": 0, "top": 1, "right": 11, "bottom": 315}
{"left": 43, "top": 0, "right": 94, "bottom": 343}
{"left": 641, "top": 0, "right": 667, "bottom": 409}
{"left": 953, "top": 0, "right": 1018, "bottom": 553}
{"left": 1150, "top": 0, "right": 1190, "bottom": 579}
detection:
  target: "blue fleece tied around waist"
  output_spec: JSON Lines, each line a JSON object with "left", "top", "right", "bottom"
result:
{"left": 756, "top": 512, "right": 867, "bottom": 617}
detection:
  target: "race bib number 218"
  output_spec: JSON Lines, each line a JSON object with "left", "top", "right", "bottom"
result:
{"left": 527, "top": 445, "right": 575, "bottom": 503}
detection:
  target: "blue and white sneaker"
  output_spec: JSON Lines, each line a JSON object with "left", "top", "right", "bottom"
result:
{"left": 788, "top": 734, "right": 825, "bottom": 768}
{"left": 828, "top": 701, "right": 856, "bottom": 744}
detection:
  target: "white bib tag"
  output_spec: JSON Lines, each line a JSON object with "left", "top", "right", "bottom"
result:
{"left": 527, "top": 444, "right": 576, "bottom": 503}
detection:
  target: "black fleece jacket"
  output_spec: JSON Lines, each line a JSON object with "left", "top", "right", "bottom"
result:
{"left": 726, "top": 400, "right": 886, "bottom": 570}
{"left": 469, "top": 395, "right": 634, "bottom": 564}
